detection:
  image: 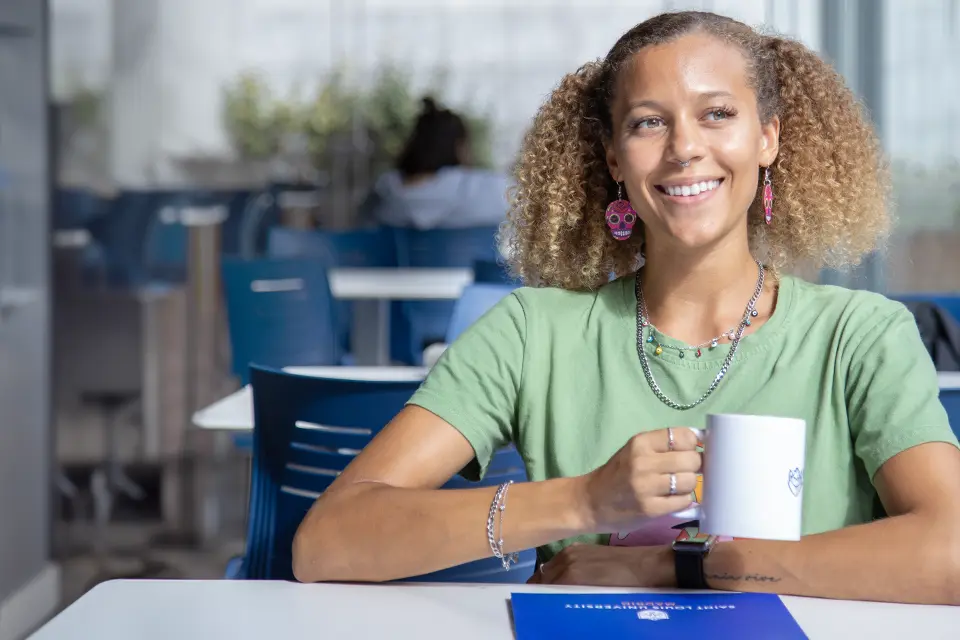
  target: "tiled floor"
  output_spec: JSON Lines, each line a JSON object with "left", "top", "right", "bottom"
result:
{"left": 55, "top": 457, "right": 251, "bottom": 614}
{"left": 57, "top": 520, "right": 246, "bottom": 609}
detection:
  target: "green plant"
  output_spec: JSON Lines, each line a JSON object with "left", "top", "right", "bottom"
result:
{"left": 222, "top": 72, "right": 289, "bottom": 159}
{"left": 302, "top": 69, "right": 359, "bottom": 159}
{"left": 221, "top": 66, "right": 497, "bottom": 170}
{"left": 363, "top": 66, "right": 419, "bottom": 162}
{"left": 67, "top": 87, "right": 104, "bottom": 131}
{"left": 463, "top": 111, "right": 494, "bottom": 169}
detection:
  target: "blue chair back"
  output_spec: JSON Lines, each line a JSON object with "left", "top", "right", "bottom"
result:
{"left": 325, "top": 227, "right": 398, "bottom": 267}
{"left": 473, "top": 258, "right": 522, "bottom": 286}
{"left": 220, "top": 189, "right": 265, "bottom": 257}
{"left": 894, "top": 294, "right": 960, "bottom": 325}
{"left": 221, "top": 259, "right": 341, "bottom": 385}
{"left": 242, "top": 365, "right": 533, "bottom": 582}
{"left": 267, "top": 227, "right": 399, "bottom": 356}
{"left": 394, "top": 226, "right": 500, "bottom": 268}
{"left": 268, "top": 226, "right": 397, "bottom": 267}
{"left": 83, "top": 190, "right": 228, "bottom": 287}
{"left": 142, "top": 193, "right": 191, "bottom": 283}
{"left": 390, "top": 226, "right": 500, "bottom": 363}
{"left": 54, "top": 187, "right": 108, "bottom": 229}
{"left": 267, "top": 227, "right": 334, "bottom": 261}
{"left": 237, "top": 190, "right": 281, "bottom": 258}
{"left": 940, "top": 388, "right": 960, "bottom": 441}
{"left": 85, "top": 191, "right": 159, "bottom": 287}
{"left": 446, "top": 284, "right": 518, "bottom": 342}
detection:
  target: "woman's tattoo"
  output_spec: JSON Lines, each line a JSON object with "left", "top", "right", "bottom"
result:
{"left": 706, "top": 572, "right": 781, "bottom": 583}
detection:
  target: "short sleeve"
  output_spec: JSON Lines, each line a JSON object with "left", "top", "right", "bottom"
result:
{"left": 406, "top": 292, "right": 526, "bottom": 480}
{"left": 846, "top": 306, "right": 959, "bottom": 480}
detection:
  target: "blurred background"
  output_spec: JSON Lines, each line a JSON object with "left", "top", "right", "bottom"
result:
{"left": 1, "top": 0, "right": 958, "bottom": 637}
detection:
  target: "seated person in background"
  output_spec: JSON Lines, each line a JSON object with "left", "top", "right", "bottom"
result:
{"left": 292, "top": 11, "right": 960, "bottom": 605}
{"left": 361, "top": 97, "right": 510, "bottom": 229}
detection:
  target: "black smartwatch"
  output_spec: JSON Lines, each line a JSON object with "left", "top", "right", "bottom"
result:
{"left": 672, "top": 532, "right": 718, "bottom": 589}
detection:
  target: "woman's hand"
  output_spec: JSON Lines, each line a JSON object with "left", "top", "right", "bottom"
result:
{"left": 528, "top": 543, "right": 675, "bottom": 587}
{"left": 580, "top": 427, "right": 701, "bottom": 533}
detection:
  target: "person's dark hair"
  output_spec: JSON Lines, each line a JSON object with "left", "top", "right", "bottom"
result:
{"left": 504, "top": 11, "right": 890, "bottom": 290}
{"left": 396, "top": 97, "right": 469, "bottom": 177}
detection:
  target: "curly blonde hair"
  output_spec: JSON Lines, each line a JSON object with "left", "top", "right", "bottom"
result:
{"left": 503, "top": 11, "right": 890, "bottom": 290}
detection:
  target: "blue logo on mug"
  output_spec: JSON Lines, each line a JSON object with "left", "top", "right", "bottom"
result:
{"left": 788, "top": 468, "right": 803, "bottom": 497}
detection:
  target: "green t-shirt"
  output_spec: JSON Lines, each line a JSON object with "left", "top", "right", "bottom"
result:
{"left": 408, "top": 275, "right": 959, "bottom": 561}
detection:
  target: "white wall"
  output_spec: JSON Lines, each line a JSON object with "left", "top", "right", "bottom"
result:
{"left": 0, "top": 2, "right": 55, "bottom": 637}
{"left": 50, "top": 0, "right": 112, "bottom": 99}
{"left": 53, "top": 0, "right": 821, "bottom": 187}
{"left": 885, "top": 0, "right": 960, "bottom": 165}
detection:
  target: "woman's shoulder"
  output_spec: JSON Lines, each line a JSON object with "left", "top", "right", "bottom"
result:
{"left": 509, "top": 277, "right": 632, "bottom": 324}
{"left": 784, "top": 275, "right": 913, "bottom": 345}
{"left": 788, "top": 275, "right": 908, "bottom": 319}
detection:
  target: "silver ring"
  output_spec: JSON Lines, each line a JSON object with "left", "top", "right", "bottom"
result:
{"left": 667, "top": 427, "right": 675, "bottom": 451}
{"left": 668, "top": 473, "right": 677, "bottom": 496}
{"left": 678, "top": 160, "right": 691, "bottom": 167}
{"left": 538, "top": 563, "right": 545, "bottom": 574}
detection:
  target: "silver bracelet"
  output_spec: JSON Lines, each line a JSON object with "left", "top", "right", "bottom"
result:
{"left": 485, "top": 481, "right": 519, "bottom": 570}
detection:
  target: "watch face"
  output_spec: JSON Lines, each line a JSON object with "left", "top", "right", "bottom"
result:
{"left": 673, "top": 533, "right": 717, "bottom": 551}
{"left": 674, "top": 524, "right": 711, "bottom": 544}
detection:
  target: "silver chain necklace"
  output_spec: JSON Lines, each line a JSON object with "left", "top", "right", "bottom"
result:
{"left": 635, "top": 260, "right": 765, "bottom": 411}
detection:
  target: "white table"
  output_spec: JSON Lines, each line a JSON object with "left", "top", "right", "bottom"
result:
{"left": 328, "top": 267, "right": 473, "bottom": 366}
{"left": 29, "top": 579, "right": 960, "bottom": 639}
{"left": 51, "top": 228, "right": 92, "bottom": 249}
{"left": 193, "top": 366, "right": 429, "bottom": 430}
{"left": 938, "top": 372, "right": 960, "bottom": 391}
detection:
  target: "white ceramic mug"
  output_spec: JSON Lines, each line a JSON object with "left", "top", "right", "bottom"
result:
{"left": 699, "top": 413, "right": 807, "bottom": 541}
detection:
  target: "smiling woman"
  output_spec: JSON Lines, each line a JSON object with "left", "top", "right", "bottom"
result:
{"left": 504, "top": 14, "right": 888, "bottom": 289}
{"left": 291, "top": 11, "right": 960, "bottom": 607}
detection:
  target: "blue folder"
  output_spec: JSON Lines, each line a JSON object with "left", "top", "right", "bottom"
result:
{"left": 510, "top": 592, "right": 807, "bottom": 639}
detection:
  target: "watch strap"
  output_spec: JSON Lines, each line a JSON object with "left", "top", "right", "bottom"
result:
{"left": 673, "top": 543, "right": 710, "bottom": 589}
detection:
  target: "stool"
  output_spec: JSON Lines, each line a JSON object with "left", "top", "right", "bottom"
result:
{"left": 80, "top": 390, "right": 144, "bottom": 558}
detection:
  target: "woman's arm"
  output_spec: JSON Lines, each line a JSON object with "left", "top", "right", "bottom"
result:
{"left": 701, "top": 442, "right": 960, "bottom": 604}
{"left": 291, "top": 405, "right": 591, "bottom": 583}
{"left": 538, "top": 442, "right": 960, "bottom": 605}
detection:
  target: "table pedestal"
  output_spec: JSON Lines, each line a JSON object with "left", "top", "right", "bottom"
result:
{"left": 351, "top": 300, "right": 391, "bottom": 366}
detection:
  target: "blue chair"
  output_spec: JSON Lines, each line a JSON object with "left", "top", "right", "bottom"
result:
{"left": 394, "top": 226, "right": 500, "bottom": 268}
{"left": 142, "top": 192, "right": 192, "bottom": 283}
{"left": 267, "top": 227, "right": 333, "bottom": 262}
{"left": 221, "top": 189, "right": 276, "bottom": 258}
{"left": 893, "top": 294, "right": 960, "bottom": 325}
{"left": 473, "top": 258, "right": 522, "bottom": 286}
{"left": 267, "top": 226, "right": 397, "bottom": 267}
{"left": 446, "top": 283, "right": 518, "bottom": 342}
{"left": 267, "top": 226, "right": 400, "bottom": 359}
{"left": 941, "top": 389, "right": 960, "bottom": 440}
{"left": 391, "top": 226, "right": 501, "bottom": 363}
{"left": 221, "top": 258, "right": 341, "bottom": 386}
{"left": 231, "top": 365, "right": 534, "bottom": 582}
{"left": 83, "top": 190, "right": 221, "bottom": 287}
{"left": 84, "top": 191, "right": 158, "bottom": 287}
{"left": 237, "top": 190, "right": 281, "bottom": 258}
{"left": 53, "top": 187, "right": 108, "bottom": 230}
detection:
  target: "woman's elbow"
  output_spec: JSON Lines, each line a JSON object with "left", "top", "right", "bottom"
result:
{"left": 941, "top": 520, "right": 960, "bottom": 605}
{"left": 291, "top": 520, "right": 324, "bottom": 583}
{"left": 291, "top": 504, "right": 349, "bottom": 583}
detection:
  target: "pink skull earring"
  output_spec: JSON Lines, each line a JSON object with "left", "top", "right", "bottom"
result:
{"left": 762, "top": 166, "right": 774, "bottom": 225}
{"left": 606, "top": 182, "right": 637, "bottom": 241}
